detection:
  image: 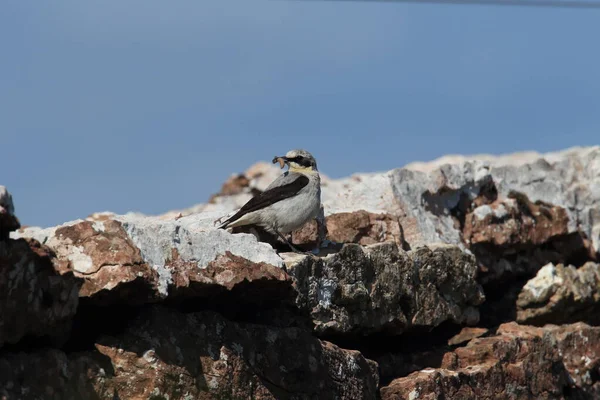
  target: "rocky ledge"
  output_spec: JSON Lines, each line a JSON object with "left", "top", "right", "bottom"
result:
{"left": 1, "top": 146, "right": 599, "bottom": 399}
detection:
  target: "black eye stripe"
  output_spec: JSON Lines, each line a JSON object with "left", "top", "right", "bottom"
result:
{"left": 289, "top": 156, "right": 312, "bottom": 167}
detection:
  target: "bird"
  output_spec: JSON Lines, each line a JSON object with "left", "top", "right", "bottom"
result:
{"left": 215, "top": 149, "right": 321, "bottom": 253}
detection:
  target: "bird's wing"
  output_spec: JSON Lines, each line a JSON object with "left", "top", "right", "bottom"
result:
{"left": 263, "top": 170, "right": 299, "bottom": 191}
{"left": 219, "top": 172, "right": 309, "bottom": 227}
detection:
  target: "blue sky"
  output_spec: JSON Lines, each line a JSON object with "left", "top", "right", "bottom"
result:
{"left": 2, "top": 1, "right": 599, "bottom": 227}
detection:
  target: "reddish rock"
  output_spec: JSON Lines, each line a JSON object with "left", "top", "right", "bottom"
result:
{"left": 0, "top": 307, "right": 379, "bottom": 400}
{"left": 463, "top": 192, "right": 592, "bottom": 285}
{"left": 447, "top": 327, "right": 489, "bottom": 346}
{"left": 168, "top": 250, "right": 295, "bottom": 306}
{"left": 292, "top": 210, "right": 408, "bottom": 249}
{"left": 380, "top": 322, "right": 600, "bottom": 399}
{"left": 550, "top": 322, "right": 600, "bottom": 395}
{"left": 43, "top": 219, "right": 159, "bottom": 305}
{"left": 0, "top": 238, "right": 81, "bottom": 348}
{"left": 464, "top": 194, "right": 569, "bottom": 248}
{"left": 380, "top": 323, "right": 569, "bottom": 400}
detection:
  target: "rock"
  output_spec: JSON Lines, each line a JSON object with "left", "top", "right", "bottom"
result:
{"left": 172, "top": 147, "right": 600, "bottom": 274}
{"left": 0, "top": 238, "right": 80, "bottom": 348}
{"left": 168, "top": 250, "right": 295, "bottom": 307}
{"left": 380, "top": 323, "right": 569, "bottom": 400}
{"left": 517, "top": 261, "right": 600, "bottom": 325}
{"left": 146, "top": 147, "right": 600, "bottom": 280}
{"left": 395, "top": 146, "right": 600, "bottom": 252}
{"left": 0, "top": 349, "right": 95, "bottom": 400}
{"left": 447, "top": 327, "right": 489, "bottom": 346}
{"left": 464, "top": 193, "right": 591, "bottom": 285}
{"left": 292, "top": 210, "right": 409, "bottom": 249}
{"left": 0, "top": 307, "right": 380, "bottom": 400}
{"left": 380, "top": 322, "right": 600, "bottom": 399}
{"left": 13, "top": 213, "right": 286, "bottom": 305}
{"left": 214, "top": 173, "right": 251, "bottom": 197}
{"left": 549, "top": 322, "right": 600, "bottom": 395}
{"left": 464, "top": 195, "right": 569, "bottom": 248}
{"left": 286, "top": 243, "right": 484, "bottom": 336}
{"left": 0, "top": 186, "right": 20, "bottom": 240}
{"left": 3, "top": 146, "right": 600, "bottom": 400}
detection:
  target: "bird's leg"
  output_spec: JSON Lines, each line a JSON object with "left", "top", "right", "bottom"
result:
{"left": 275, "top": 230, "right": 304, "bottom": 254}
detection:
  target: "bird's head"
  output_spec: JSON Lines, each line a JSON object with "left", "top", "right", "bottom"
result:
{"left": 272, "top": 149, "right": 318, "bottom": 173}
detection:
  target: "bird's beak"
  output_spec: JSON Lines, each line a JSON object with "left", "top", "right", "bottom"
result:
{"left": 272, "top": 156, "right": 288, "bottom": 169}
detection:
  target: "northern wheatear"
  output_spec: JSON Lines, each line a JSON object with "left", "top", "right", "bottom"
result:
{"left": 216, "top": 149, "right": 321, "bottom": 253}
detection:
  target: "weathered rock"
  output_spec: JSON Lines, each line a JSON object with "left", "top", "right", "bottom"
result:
{"left": 168, "top": 250, "right": 295, "bottom": 308}
{"left": 549, "top": 322, "right": 600, "bottom": 396}
{"left": 0, "top": 238, "right": 80, "bottom": 348}
{"left": 3, "top": 147, "right": 599, "bottom": 400}
{"left": 447, "top": 327, "right": 489, "bottom": 346}
{"left": 395, "top": 146, "right": 600, "bottom": 252}
{"left": 292, "top": 210, "right": 409, "bottom": 249}
{"left": 380, "top": 322, "right": 600, "bottom": 399}
{"left": 0, "top": 186, "right": 19, "bottom": 240}
{"left": 13, "top": 213, "right": 286, "bottom": 305}
{"left": 464, "top": 195, "right": 568, "bottom": 247}
{"left": 0, "top": 307, "right": 379, "bottom": 400}
{"left": 168, "top": 147, "right": 600, "bottom": 274}
{"left": 342, "top": 147, "right": 599, "bottom": 266}
{"left": 464, "top": 193, "right": 592, "bottom": 285}
{"left": 286, "top": 243, "right": 484, "bottom": 336}
{"left": 380, "top": 323, "right": 569, "bottom": 400}
{"left": 517, "top": 262, "right": 600, "bottom": 325}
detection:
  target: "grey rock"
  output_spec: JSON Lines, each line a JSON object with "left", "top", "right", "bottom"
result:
{"left": 285, "top": 243, "right": 484, "bottom": 336}
{"left": 116, "top": 212, "right": 284, "bottom": 269}
{"left": 389, "top": 146, "right": 600, "bottom": 251}
{"left": 517, "top": 261, "right": 600, "bottom": 325}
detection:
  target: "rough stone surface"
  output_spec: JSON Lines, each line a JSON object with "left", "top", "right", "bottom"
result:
{"left": 517, "top": 261, "right": 600, "bottom": 325}
{"left": 447, "top": 327, "right": 489, "bottom": 346}
{"left": 549, "top": 322, "right": 600, "bottom": 396}
{"left": 3, "top": 146, "right": 600, "bottom": 400}
{"left": 13, "top": 213, "right": 286, "bottom": 305}
{"left": 380, "top": 322, "right": 600, "bottom": 399}
{"left": 464, "top": 196, "right": 569, "bottom": 248}
{"left": 0, "top": 307, "right": 379, "bottom": 400}
{"left": 0, "top": 238, "right": 80, "bottom": 348}
{"left": 380, "top": 323, "right": 568, "bottom": 400}
{"left": 394, "top": 146, "right": 600, "bottom": 252}
{"left": 464, "top": 193, "right": 593, "bottom": 285}
{"left": 167, "top": 250, "right": 295, "bottom": 308}
{"left": 160, "top": 147, "right": 600, "bottom": 264}
{"left": 0, "top": 186, "right": 20, "bottom": 240}
{"left": 286, "top": 243, "right": 484, "bottom": 336}
{"left": 292, "top": 210, "right": 409, "bottom": 249}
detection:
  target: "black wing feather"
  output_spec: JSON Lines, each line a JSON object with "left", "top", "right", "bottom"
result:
{"left": 220, "top": 174, "right": 309, "bottom": 227}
